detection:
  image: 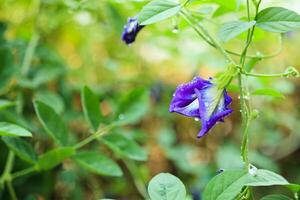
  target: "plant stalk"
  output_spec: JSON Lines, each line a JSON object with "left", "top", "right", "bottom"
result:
{"left": 0, "top": 151, "right": 18, "bottom": 200}
{"left": 239, "top": 0, "right": 262, "bottom": 169}
{"left": 179, "top": 8, "right": 281, "bottom": 59}
{"left": 74, "top": 123, "right": 116, "bottom": 149}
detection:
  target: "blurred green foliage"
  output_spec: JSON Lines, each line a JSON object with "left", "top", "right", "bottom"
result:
{"left": 0, "top": 0, "right": 300, "bottom": 199}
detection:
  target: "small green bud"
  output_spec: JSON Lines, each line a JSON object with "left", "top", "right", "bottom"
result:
{"left": 251, "top": 109, "right": 259, "bottom": 119}
{"left": 255, "top": 51, "right": 263, "bottom": 59}
{"left": 284, "top": 66, "right": 299, "bottom": 78}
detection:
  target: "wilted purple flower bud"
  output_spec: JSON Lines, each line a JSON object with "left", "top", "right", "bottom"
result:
{"left": 121, "top": 17, "right": 144, "bottom": 45}
{"left": 169, "top": 77, "right": 233, "bottom": 138}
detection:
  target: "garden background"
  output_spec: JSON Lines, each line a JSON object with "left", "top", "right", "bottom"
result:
{"left": 0, "top": 0, "right": 300, "bottom": 199}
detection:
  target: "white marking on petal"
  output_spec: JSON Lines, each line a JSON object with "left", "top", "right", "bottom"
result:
{"left": 180, "top": 98, "right": 199, "bottom": 114}
{"left": 127, "top": 21, "right": 137, "bottom": 33}
{"left": 201, "top": 86, "right": 223, "bottom": 120}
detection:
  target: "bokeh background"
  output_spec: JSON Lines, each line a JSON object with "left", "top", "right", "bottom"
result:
{"left": 0, "top": 0, "right": 300, "bottom": 199}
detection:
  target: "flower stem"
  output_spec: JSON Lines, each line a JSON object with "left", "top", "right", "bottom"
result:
{"left": 179, "top": 9, "right": 281, "bottom": 59}
{"left": 90, "top": 127, "right": 149, "bottom": 199}
{"left": 6, "top": 182, "right": 17, "bottom": 200}
{"left": 74, "top": 123, "right": 116, "bottom": 150}
{"left": 181, "top": 9, "right": 235, "bottom": 64}
{"left": 242, "top": 71, "right": 293, "bottom": 78}
{"left": 7, "top": 123, "right": 118, "bottom": 191}
{"left": 239, "top": 0, "right": 262, "bottom": 169}
{"left": 2, "top": 152, "right": 15, "bottom": 178}
{"left": 11, "top": 167, "right": 36, "bottom": 180}
{"left": 20, "top": 33, "right": 39, "bottom": 76}
{"left": 0, "top": 151, "right": 17, "bottom": 200}
{"left": 182, "top": 0, "right": 191, "bottom": 7}
{"left": 10, "top": 123, "right": 118, "bottom": 183}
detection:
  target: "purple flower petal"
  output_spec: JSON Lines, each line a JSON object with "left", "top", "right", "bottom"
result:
{"left": 169, "top": 77, "right": 211, "bottom": 117}
{"left": 196, "top": 87, "right": 233, "bottom": 138}
{"left": 169, "top": 76, "right": 233, "bottom": 138}
{"left": 122, "top": 17, "right": 144, "bottom": 45}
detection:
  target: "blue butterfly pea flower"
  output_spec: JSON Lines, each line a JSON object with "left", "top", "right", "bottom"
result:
{"left": 121, "top": 17, "right": 144, "bottom": 45}
{"left": 169, "top": 77, "right": 233, "bottom": 138}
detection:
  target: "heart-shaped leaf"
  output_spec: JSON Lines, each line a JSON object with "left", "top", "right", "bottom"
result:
{"left": 148, "top": 173, "right": 186, "bottom": 200}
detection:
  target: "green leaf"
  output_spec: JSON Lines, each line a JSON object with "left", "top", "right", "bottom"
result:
{"left": 245, "top": 169, "right": 289, "bottom": 186}
{"left": 286, "top": 183, "right": 300, "bottom": 193}
{"left": 256, "top": 7, "right": 300, "bottom": 33}
{"left": 0, "top": 122, "right": 32, "bottom": 137}
{"left": 0, "top": 99, "right": 15, "bottom": 111}
{"left": 192, "top": 4, "right": 217, "bottom": 17}
{"left": 33, "top": 100, "right": 68, "bottom": 145}
{"left": 73, "top": 151, "right": 122, "bottom": 177}
{"left": 81, "top": 86, "right": 103, "bottom": 131}
{"left": 203, "top": 170, "right": 247, "bottom": 200}
{"left": 148, "top": 173, "right": 186, "bottom": 200}
{"left": 32, "top": 66, "right": 66, "bottom": 87}
{"left": 101, "top": 133, "right": 147, "bottom": 161}
{"left": 138, "top": 0, "right": 181, "bottom": 25}
{"left": 218, "top": 21, "right": 256, "bottom": 42}
{"left": 164, "top": 145, "right": 199, "bottom": 173}
{"left": 251, "top": 88, "right": 285, "bottom": 99}
{"left": 0, "top": 47, "right": 15, "bottom": 93}
{"left": 115, "top": 88, "right": 149, "bottom": 125}
{"left": 35, "top": 91, "right": 65, "bottom": 114}
{"left": 249, "top": 151, "right": 279, "bottom": 173}
{"left": 37, "top": 147, "right": 75, "bottom": 170}
{"left": 203, "top": 169, "right": 289, "bottom": 200}
{"left": 18, "top": 66, "right": 66, "bottom": 89}
{"left": 245, "top": 57, "right": 262, "bottom": 72}
{"left": 2, "top": 136, "right": 37, "bottom": 164}
{"left": 261, "top": 194, "right": 293, "bottom": 200}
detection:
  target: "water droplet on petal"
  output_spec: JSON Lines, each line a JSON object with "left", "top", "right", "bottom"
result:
{"left": 194, "top": 118, "right": 200, "bottom": 121}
